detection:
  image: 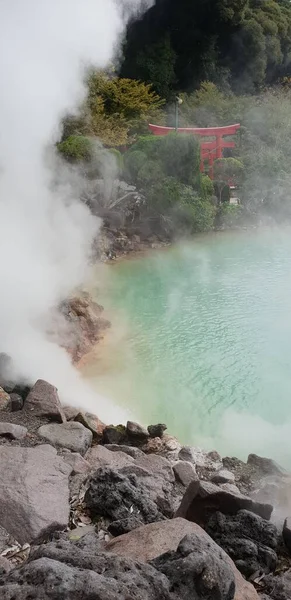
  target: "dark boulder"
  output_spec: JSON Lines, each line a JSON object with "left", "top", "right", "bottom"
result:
{"left": 102, "top": 424, "right": 127, "bottom": 444}
{"left": 84, "top": 467, "right": 165, "bottom": 525}
{"left": 247, "top": 454, "right": 286, "bottom": 477}
{"left": 148, "top": 424, "right": 167, "bottom": 438}
{"left": 127, "top": 420, "right": 149, "bottom": 442}
{"left": 176, "top": 480, "right": 273, "bottom": 525}
{"left": 283, "top": 516, "right": 291, "bottom": 554}
{"left": 9, "top": 393, "right": 23, "bottom": 412}
{"left": 151, "top": 533, "right": 235, "bottom": 600}
{"left": 108, "top": 516, "right": 144, "bottom": 536}
{"left": 206, "top": 510, "right": 278, "bottom": 577}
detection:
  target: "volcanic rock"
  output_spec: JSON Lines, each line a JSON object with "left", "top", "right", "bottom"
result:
{"left": 206, "top": 510, "right": 278, "bottom": 577}
{"left": 0, "top": 550, "right": 170, "bottom": 600}
{"left": 148, "top": 423, "right": 167, "bottom": 438}
{"left": 85, "top": 467, "right": 165, "bottom": 525}
{"left": 0, "top": 422, "right": 27, "bottom": 440}
{"left": 126, "top": 420, "right": 149, "bottom": 442}
{"left": 0, "top": 387, "right": 11, "bottom": 412}
{"left": 104, "top": 443, "right": 145, "bottom": 459}
{"left": 0, "top": 444, "right": 71, "bottom": 544}
{"left": 247, "top": 454, "right": 286, "bottom": 477}
{"left": 60, "top": 450, "right": 91, "bottom": 475}
{"left": 9, "top": 393, "right": 23, "bottom": 412}
{"left": 176, "top": 479, "right": 273, "bottom": 525}
{"left": 135, "top": 453, "right": 174, "bottom": 482}
{"left": 85, "top": 444, "right": 133, "bottom": 469}
{"left": 283, "top": 516, "right": 291, "bottom": 554}
{"left": 24, "top": 379, "right": 65, "bottom": 422}
{"left": 38, "top": 422, "right": 92, "bottom": 455}
{"left": 173, "top": 461, "right": 198, "bottom": 487}
{"left": 212, "top": 469, "right": 236, "bottom": 484}
{"left": 102, "top": 424, "right": 127, "bottom": 444}
{"left": 75, "top": 412, "right": 105, "bottom": 441}
{"left": 108, "top": 516, "right": 144, "bottom": 536}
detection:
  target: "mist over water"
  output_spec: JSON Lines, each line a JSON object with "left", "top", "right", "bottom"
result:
{"left": 85, "top": 228, "right": 291, "bottom": 466}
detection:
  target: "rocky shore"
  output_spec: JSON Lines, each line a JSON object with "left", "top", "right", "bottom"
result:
{"left": 0, "top": 375, "right": 291, "bottom": 599}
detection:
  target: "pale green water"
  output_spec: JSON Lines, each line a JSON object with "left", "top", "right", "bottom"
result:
{"left": 86, "top": 228, "right": 291, "bottom": 465}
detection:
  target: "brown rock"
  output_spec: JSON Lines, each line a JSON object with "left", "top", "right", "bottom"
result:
{"left": 105, "top": 518, "right": 259, "bottom": 600}
{"left": 175, "top": 480, "right": 273, "bottom": 525}
{"left": 135, "top": 454, "right": 174, "bottom": 483}
{"left": 85, "top": 445, "right": 134, "bottom": 470}
{"left": 0, "top": 444, "right": 72, "bottom": 544}
{"left": 0, "top": 387, "right": 11, "bottom": 412}
{"left": 75, "top": 412, "right": 105, "bottom": 441}
{"left": 142, "top": 437, "right": 163, "bottom": 454}
{"left": 0, "top": 423, "right": 27, "bottom": 440}
{"left": 24, "top": 379, "right": 65, "bottom": 423}
{"left": 173, "top": 461, "right": 198, "bottom": 488}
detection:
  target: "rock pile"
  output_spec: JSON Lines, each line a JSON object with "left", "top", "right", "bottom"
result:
{"left": 0, "top": 376, "right": 290, "bottom": 599}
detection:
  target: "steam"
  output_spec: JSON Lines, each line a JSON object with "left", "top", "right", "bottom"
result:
{"left": 0, "top": 0, "right": 144, "bottom": 422}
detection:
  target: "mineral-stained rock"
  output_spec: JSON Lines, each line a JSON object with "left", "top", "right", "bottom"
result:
{"left": 148, "top": 424, "right": 167, "bottom": 438}
{"left": 126, "top": 420, "right": 149, "bottom": 442}
{"left": 75, "top": 412, "right": 105, "bottom": 441}
{"left": 0, "top": 444, "right": 71, "bottom": 544}
{"left": 247, "top": 454, "right": 286, "bottom": 477}
{"left": 212, "top": 469, "right": 236, "bottom": 484}
{"left": 9, "top": 393, "right": 23, "bottom": 412}
{"left": 24, "top": 379, "right": 66, "bottom": 422}
{"left": 102, "top": 424, "right": 127, "bottom": 444}
{"left": 38, "top": 422, "right": 92, "bottom": 455}
{"left": 0, "top": 550, "right": 171, "bottom": 600}
{"left": 85, "top": 467, "right": 164, "bottom": 525}
{"left": 104, "top": 443, "right": 145, "bottom": 459}
{"left": 206, "top": 510, "right": 278, "bottom": 577}
{"left": 0, "top": 422, "right": 27, "bottom": 440}
{"left": 0, "top": 387, "right": 11, "bottom": 412}
{"left": 85, "top": 444, "right": 133, "bottom": 469}
{"left": 173, "top": 461, "right": 198, "bottom": 487}
{"left": 176, "top": 479, "right": 273, "bottom": 525}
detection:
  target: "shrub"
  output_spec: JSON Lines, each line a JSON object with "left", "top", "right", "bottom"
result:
{"left": 57, "top": 135, "right": 92, "bottom": 162}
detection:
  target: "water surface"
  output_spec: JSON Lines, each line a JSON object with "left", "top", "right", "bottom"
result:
{"left": 84, "top": 228, "right": 291, "bottom": 465}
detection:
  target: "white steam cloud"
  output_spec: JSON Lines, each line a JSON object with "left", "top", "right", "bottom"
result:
{"left": 0, "top": 0, "right": 143, "bottom": 422}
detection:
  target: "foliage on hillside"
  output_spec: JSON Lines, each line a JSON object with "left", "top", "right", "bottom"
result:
{"left": 121, "top": 0, "right": 291, "bottom": 96}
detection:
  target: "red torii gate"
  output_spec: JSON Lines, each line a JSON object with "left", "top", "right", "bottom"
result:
{"left": 148, "top": 123, "right": 241, "bottom": 180}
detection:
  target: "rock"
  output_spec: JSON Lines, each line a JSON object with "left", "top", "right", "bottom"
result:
{"left": 148, "top": 424, "right": 167, "bottom": 438}
{"left": 0, "top": 387, "right": 11, "bottom": 412}
{"left": 247, "top": 454, "right": 286, "bottom": 477}
{"left": 85, "top": 467, "right": 164, "bottom": 525}
{"left": 126, "top": 420, "right": 149, "bottom": 442}
{"left": 0, "top": 557, "right": 12, "bottom": 575}
{"left": 106, "top": 518, "right": 258, "bottom": 600}
{"left": 0, "top": 549, "right": 170, "bottom": 600}
{"left": 69, "top": 473, "right": 88, "bottom": 499}
{"left": 283, "top": 516, "right": 291, "bottom": 554}
{"left": 68, "top": 525, "right": 96, "bottom": 542}
{"left": 85, "top": 444, "right": 133, "bottom": 469}
{"left": 102, "top": 424, "right": 126, "bottom": 445}
{"left": 38, "top": 422, "right": 92, "bottom": 455}
{"left": 0, "top": 422, "right": 27, "bottom": 440}
{"left": 0, "top": 354, "right": 15, "bottom": 393}
{"left": 173, "top": 461, "right": 198, "bottom": 487}
{"left": 24, "top": 379, "right": 66, "bottom": 422}
{"left": 178, "top": 446, "right": 197, "bottom": 463}
{"left": 104, "top": 443, "right": 145, "bottom": 459}
{"left": 0, "top": 444, "right": 71, "bottom": 544}
{"left": 262, "top": 570, "right": 291, "bottom": 600}
{"left": 108, "top": 516, "right": 144, "bottom": 536}
{"left": 75, "top": 412, "right": 105, "bottom": 441}
{"left": 0, "top": 526, "right": 17, "bottom": 554}
{"left": 63, "top": 405, "right": 80, "bottom": 421}
{"left": 206, "top": 510, "right": 278, "bottom": 577}
{"left": 9, "top": 393, "right": 23, "bottom": 412}
{"left": 212, "top": 469, "right": 236, "bottom": 484}
{"left": 135, "top": 453, "right": 174, "bottom": 483}
{"left": 220, "top": 483, "right": 242, "bottom": 494}
{"left": 142, "top": 437, "right": 163, "bottom": 454}
{"left": 175, "top": 479, "right": 273, "bottom": 525}
{"left": 60, "top": 450, "right": 91, "bottom": 475}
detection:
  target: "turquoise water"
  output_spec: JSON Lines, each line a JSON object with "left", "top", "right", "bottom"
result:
{"left": 86, "top": 228, "right": 291, "bottom": 465}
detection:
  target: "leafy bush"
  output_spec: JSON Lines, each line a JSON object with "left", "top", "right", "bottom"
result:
{"left": 57, "top": 135, "right": 92, "bottom": 162}
{"left": 217, "top": 204, "right": 244, "bottom": 228}
{"left": 200, "top": 175, "right": 215, "bottom": 200}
